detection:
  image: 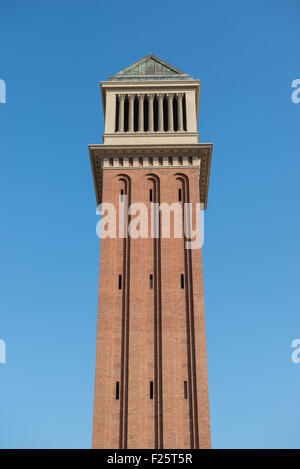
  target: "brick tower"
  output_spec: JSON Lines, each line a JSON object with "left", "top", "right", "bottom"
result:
{"left": 89, "top": 55, "right": 213, "bottom": 449}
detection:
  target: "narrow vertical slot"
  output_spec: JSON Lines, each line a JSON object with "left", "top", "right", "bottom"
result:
{"left": 134, "top": 97, "right": 138, "bottom": 132}
{"left": 150, "top": 274, "right": 153, "bottom": 289}
{"left": 178, "top": 188, "right": 182, "bottom": 201}
{"left": 124, "top": 98, "right": 129, "bottom": 132}
{"left": 153, "top": 97, "right": 158, "bottom": 132}
{"left": 184, "top": 381, "right": 188, "bottom": 399}
{"left": 149, "top": 188, "right": 153, "bottom": 202}
{"left": 115, "top": 97, "right": 119, "bottom": 132}
{"left": 183, "top": 94, "right": 187, "bottom": 131}
{"left": 144, "top": 96, "right": 148, "bottom": 132}
{"left": 118, "top": 275, "right": 122, "bottom": 290}
{"left": 150, "top": 381, "right": 153, "bottom": 399}
{"left": 163, "top": 96, "right": 168, "bottom": 132}
{"left": 181, "top": 274, "right": 184, "bottom": 289}
{"left": 116, "top": 381, "right": 119, "bottom": 400}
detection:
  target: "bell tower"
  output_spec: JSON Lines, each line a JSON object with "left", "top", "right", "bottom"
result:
{"left": 89, "top": 55, "right": 213, "bottom": 449}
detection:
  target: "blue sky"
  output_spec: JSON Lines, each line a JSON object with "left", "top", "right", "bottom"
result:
{"left": 0, "top": 0, "right": 299, "bottom": 449}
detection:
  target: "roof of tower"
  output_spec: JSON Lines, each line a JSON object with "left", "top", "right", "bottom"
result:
{"left": 108, "top": 54, "right": 194, "bottom": 81}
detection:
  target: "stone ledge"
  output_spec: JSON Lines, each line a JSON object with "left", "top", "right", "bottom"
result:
{"left": 89, "top": 144, "right": 212, "bottom": 209}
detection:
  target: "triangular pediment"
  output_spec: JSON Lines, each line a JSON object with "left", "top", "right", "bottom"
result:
{"left": 109, "top": 54, "right": 193, "bottom": 81}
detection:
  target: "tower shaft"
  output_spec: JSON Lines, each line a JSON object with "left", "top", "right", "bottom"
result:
{"left": 89, "top": 55, "right": 213, "bottom": 449}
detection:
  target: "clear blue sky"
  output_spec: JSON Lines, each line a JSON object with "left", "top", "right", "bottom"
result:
{"left": 0, "top": 0, "right": 299, "bottom": 449}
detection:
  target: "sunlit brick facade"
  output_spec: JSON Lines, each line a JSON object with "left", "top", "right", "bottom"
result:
{"left": 89, "top": 55, "right": 213, "bottom": 449}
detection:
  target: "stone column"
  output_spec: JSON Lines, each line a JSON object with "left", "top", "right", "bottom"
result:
{"left": 128, "top": 94, "right": 135, "bottom": 132}
{"left": 118, "top": 94, "right": 125, "bottom": 132}
{"left": 157, "top": 94, "right": 164, "bottom": 132}
{"left": 137, "top": 94, "right": 144, "bottom": 132}
{"left": 166, "top": 93, "right": 174, "bottom": 132}
{"left": 176, "top": 93, "right": 184, "bottom": 131}
{"left": 147, "top": 94, "right": 154, "bottom": 132}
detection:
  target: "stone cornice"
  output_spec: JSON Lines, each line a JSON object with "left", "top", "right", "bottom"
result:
{"left": 89, "top": 144, "right": 212, "bottom": 209}
{"left": 101, "top": 80, "right": 201, "bottom": 89}
{"left": 102, "top": 131, "right": 199, "bottom": 138}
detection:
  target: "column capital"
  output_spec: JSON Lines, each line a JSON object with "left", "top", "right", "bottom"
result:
{"left": 127, "top": 94, "right": 135, "bottom": 101}
{"left": 166, "top": 93, "right": 174, "bottom": 99}
{"left": 137, "top": 93, "right": 145, "bottom": 101}
{"left": 146, "top": 93, "right": 155, "bottom": 100}
{"left": 118, "top": 94, "right": 126, "bottom": 101}
{"left": 175, "top": 93, "right": 184, "bottom": 99}
{"left": 156, "top": 93, "right": 164, "bottom": 100}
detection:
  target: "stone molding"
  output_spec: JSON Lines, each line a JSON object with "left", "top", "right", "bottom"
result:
{"left": 89, "top": 144, "right": 212, "bottom": 209}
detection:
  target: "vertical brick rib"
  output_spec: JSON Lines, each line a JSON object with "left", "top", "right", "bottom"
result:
{"left": 118, "top": 176, "right": 131, "bottom": 449}
{"left": 177, "top": 174, "right": 199, "bottom": 449}
{"left": 119, "top": 178, "right": 126, "bottom": 449}
{"left": 149, "top": 175, "right": 163, "bottom": 449}
{"left": 157, "top": 178, "right": 163, "bottom": 449}
{"left": 124, "top": 176, "right": 131, "bottom": 448}
{"left": 153, "top": 181, "right": 158, "bottom": 448}
{"left": 181, "top": 176, "right": 194, "bottom": 448}
{"left": 185, "top": 178, "right": 199, "bottom": 448}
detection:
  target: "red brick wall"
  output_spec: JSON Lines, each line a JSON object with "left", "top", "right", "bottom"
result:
{"left": 92, "top": 167, "right": 211, "bottom": 449}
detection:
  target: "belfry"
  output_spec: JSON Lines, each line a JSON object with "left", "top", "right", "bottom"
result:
{"left": 89, "top": 55, "right": 213, "bottom": 449}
